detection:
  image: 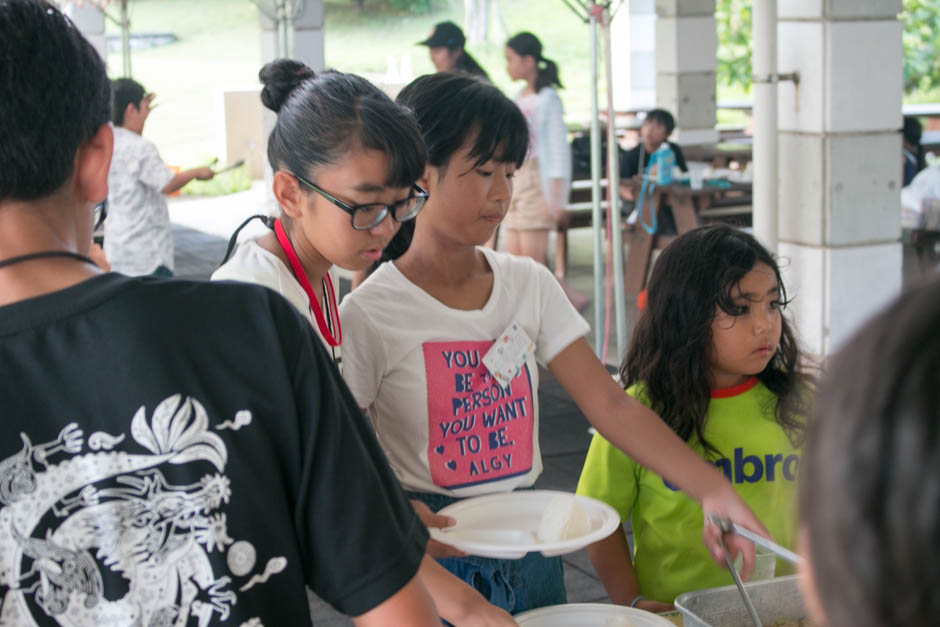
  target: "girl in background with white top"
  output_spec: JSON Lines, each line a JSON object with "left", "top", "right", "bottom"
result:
{"left": 212, "top": 59, "right": 515, "bottom": 627}
{"left": 340, "top": 72, "right": 769, "bottom": 615}
{"left": 500, "top": 33, "right": 571, "bottom": 279}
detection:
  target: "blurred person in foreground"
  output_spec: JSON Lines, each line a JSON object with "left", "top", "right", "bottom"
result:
{"left": 799, "top": 276, "right": 940, "bottom": 627}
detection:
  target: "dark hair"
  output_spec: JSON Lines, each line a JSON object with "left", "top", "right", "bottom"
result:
{"left": 366, "top": 72, "right": 528, "bottom": 270}
{"left": 621, "top": 225, "right": 809, "bottom": 458}
{"left": 902, "top": 115, "right": 927, "bottom": 173}
{"left": 799, "top": 276, "right": 940, "bottom": 627}
{"left": 902, "top": 115, "right": 923, "bottom": 146}
{"left": 644, "top": 108, "right": 676, "bottom": 136}
{"left": 0, "top": 0, "right": 110, "bottom": 201}
{"left": 506, "top": 31, "right": 563, "bottom": 91}
{"left": 453, "top": 51, "right": 490, "bottom": 81}
{"left": 111, "top": 78, "right": 146, "bottom": 126}
{"left": 396, "top": 72, "right": 528, "bottom": 172}
{"left": 259, "top": 59, "right": 426, "bottom": 189}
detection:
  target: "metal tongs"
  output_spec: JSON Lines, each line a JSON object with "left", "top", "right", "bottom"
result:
{"left": 710, "top": 515, "right": 805, "bottom": 626}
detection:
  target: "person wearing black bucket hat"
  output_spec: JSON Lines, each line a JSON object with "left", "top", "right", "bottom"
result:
{"left": 418, "top": 21, "right": 489, "bottom": 80}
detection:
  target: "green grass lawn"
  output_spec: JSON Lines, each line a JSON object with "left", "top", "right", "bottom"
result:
{"left": 106, "top": 0, "right": 936, "bottom": 186}
{"left": 109, "top": 0, "right": 613, "bottom": 173}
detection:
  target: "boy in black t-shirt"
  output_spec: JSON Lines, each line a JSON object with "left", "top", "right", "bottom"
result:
{"left": 620, "top": 109, "right": 688, "bottom": 234}
{"left": 0, "top": 2, "right": 437, "bottom": 625}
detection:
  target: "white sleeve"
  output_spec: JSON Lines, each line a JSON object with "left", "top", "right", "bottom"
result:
{"left": 138, "top": 140, "right": 175, "bottom": 192}
{"left": 533, "top": 263, "right": 590, "bottom": 364}
{"left": 338, "top": 297, "right": 388, "bottom": 409}
{"left": 541, "top": 89, "right": 571, "bottom": 181}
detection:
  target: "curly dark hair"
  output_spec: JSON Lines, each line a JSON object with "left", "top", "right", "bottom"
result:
{"left": 620, "top": 225, "right": 810, "bottom": 458}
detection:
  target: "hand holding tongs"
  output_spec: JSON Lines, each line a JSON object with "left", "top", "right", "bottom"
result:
{"left": 710, "top": 514, "right": 763, "bottom": 627}
{"left": 711, "top": 514, "right": 803, "bottom": 565}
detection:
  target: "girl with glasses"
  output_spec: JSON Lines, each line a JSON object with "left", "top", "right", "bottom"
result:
{"left": 339, "top": 72, "right": 771, "bottom": 614}
{"left": 212, "top": 59, "right": 514, "bottom": 627}
{"left": 213, "top": 60, "right": 427, "bottom": 363}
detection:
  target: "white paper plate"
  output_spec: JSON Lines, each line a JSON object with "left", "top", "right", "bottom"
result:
{"left": 515, "top": 603, "right": 676, "bottom": 627}
{"left": 428, "top": 490, "right": 620, "bottom": 559}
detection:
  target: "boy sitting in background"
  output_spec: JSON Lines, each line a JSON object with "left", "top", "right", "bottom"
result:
{"left": 105, "top": 78, "right": 214, "bottom": 276}
{"left": 620, "top": 109, "right": 688, "bottom": 234}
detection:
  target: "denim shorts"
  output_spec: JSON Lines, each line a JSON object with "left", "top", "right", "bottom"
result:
{"left": 408, "top": 490, "right": 567, "bottom": 615}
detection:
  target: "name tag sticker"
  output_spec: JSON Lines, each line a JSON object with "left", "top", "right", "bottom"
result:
{"left": 482, "top": 322, "right": 536, "bottom": 387}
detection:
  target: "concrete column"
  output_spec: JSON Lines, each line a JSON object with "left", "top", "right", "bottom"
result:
{"left": 612, "top": 0, "right": 656, "bottom": 112}
{"left": 777, "top": 0, "right": 903, "bottom": 356}
{"left": 259, "top": 0, "right": 324, "bottom": 70}
{"left": 654, "top": 0, "right": 718, "bottom": 144}
{"left": 62, "top": 2, "right": 107, "bottom": 63}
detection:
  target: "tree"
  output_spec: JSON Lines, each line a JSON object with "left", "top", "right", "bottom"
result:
{"left": 900, "top": 0, "right": 940, "bottom": 94}
{"left": 715, "top": 0, "right": 751, "bottom": 91}
{"left": 716, "top": 0, "right": 940, "bottom": 96}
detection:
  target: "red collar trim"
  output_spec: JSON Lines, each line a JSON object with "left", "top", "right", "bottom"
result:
{"left": 710, "top": 376, "right": 759, "bottom": 399}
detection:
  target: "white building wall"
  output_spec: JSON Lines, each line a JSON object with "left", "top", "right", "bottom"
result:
{"left": 654, "top": 0, "right": 718, "bottom": 144}
{"left": 777, "top": 0, "right": 904, "bottom": 356}
{"left": 612, "top": 0, "right": 657, "bottom": 112}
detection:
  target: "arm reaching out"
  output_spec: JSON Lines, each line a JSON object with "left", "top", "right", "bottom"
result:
{"left": 416, "top": 556, "right": 517, "bottom": 626}
{"left": 161, "top": 166, "right": 215, "bottom": 194}
{"left": 351, "top": 572, "right": 439, "bottom": 627}
{"left": 549, "top": 337, "right": 770, "bottom": 578}
{"left": 585, "top": 528, "right": 674, "bottom": 612}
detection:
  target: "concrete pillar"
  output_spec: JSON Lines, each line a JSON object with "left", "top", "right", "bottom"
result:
{"left": 62, "top": 2, "right": 107, "bottom": 63}
{"left": 654, "top": 0, "right": 718, "bottom": 144}
{"left": 612, "top": 0, "right": 656, "bottom": 112}
{"left": 777, "top": 0, "right": 904, "bottom": 356}
{"left": 259, "top": 0, "right": 325, "bottom": 70}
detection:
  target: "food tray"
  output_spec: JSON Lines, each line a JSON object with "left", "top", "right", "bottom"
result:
{"left": 674, "top": 575, "right": 806, "bottom": 627}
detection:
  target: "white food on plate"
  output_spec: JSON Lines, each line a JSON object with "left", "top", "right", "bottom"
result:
{"left": 536, "top": 495, "right": 593, "bottom": 542}
{"left": 604, "top": 617, "right": 635, "bottom": 627}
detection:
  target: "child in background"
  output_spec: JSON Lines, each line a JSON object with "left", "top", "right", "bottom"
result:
{"left": 418, "top": 21, "right": 490, "bottom": 81}
{"left": 501, "top": 33, "right": 572, "bottom": 281}
{"left": 578, "top": 225, "right": 811, "bottom": 611}
{"left": 798, "top": 277, "right": 940, "bottom": 627}
{"left": 340, "top": 73, "right": 769, "bottom": 615}
{"left": 105, "top": 78, "right": 215, "bottom": 276}
{"left": 619, "top": 109, "right": 688, "bottom": 234}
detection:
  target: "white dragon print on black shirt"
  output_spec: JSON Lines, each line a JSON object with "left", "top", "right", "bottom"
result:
{"left": 0, "top": 395, "right": 275, "bottom": 627}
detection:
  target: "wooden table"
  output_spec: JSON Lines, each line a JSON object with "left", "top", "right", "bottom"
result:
{"left": 621, "top": 178, "right": 753, "bottom": 293}
{"left": 557, "top": 177, "right": 751, "bottom": 282}
{"left": 681, "top": 141, "right": 753, "bottom": 168}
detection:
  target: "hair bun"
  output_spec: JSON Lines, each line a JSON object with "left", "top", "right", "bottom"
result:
{"left": 259, "top": 59, "right": 316, "bottom": 113}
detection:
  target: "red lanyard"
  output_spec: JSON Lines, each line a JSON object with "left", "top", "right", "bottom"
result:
{"left": 273, "top": 219, "right": 342, "bottom": 347}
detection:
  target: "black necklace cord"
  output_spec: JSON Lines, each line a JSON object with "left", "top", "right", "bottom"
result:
{"left": 219, "top": 214, "right": 276, "bottom": 267}
{"left": 0, "top": 250, "right": 96, "bottom": 270}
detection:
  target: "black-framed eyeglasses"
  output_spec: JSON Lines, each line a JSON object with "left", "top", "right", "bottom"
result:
{"left": 292, "top": 173, "right": 428, "bottom": 231}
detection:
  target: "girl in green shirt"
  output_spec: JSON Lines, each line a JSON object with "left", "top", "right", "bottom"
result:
{"left": 578, "top": 225, "right": 812, "bottom": 610}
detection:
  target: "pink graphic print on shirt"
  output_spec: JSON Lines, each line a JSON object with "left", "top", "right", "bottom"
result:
{"left": 423, "top": 340, "right": 534, "bottom": 490}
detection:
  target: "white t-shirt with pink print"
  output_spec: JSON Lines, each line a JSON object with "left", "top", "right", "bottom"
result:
{"left": 339, "top": 247, "right": 589, "bottom": 498}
